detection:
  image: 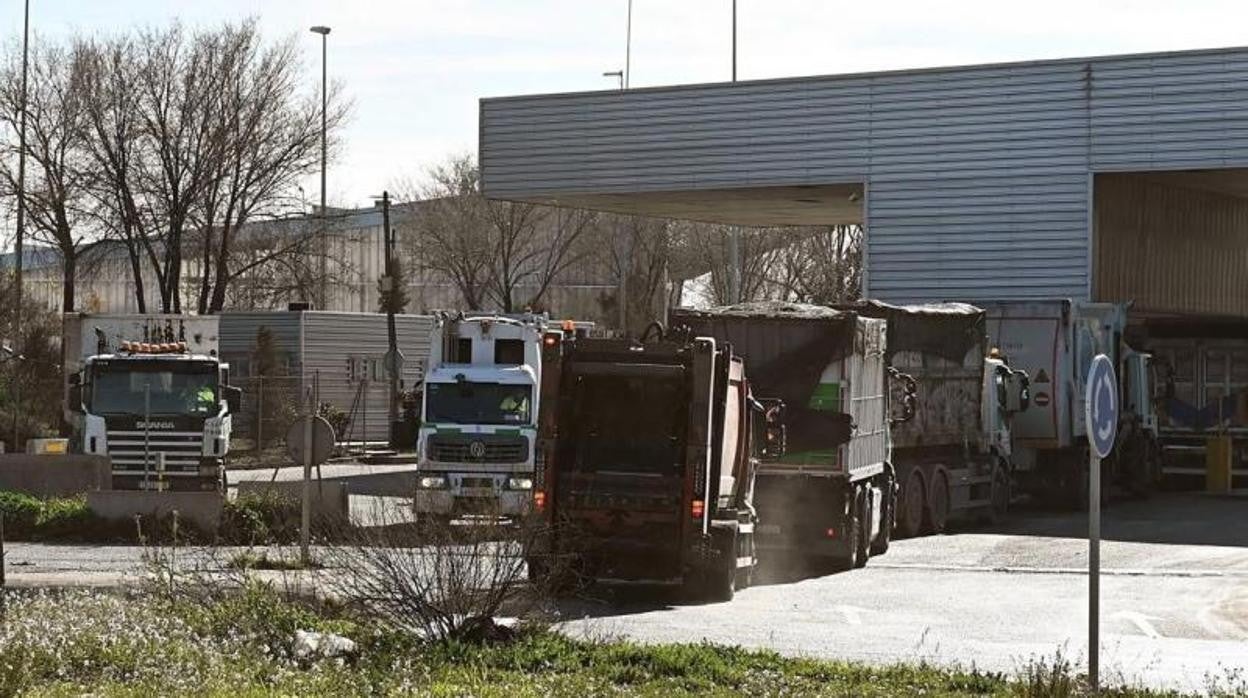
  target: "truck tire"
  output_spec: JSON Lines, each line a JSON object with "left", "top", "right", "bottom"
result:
{"left": 828, "top": 488, "right": 862, "bottom": 573}
{"left": 923, "top": 469, "right": 950, "bottom": 534}
{"left": 735, "top": 533, "right": 755, "bottom": 590}
{"left": 869, "top": 474, "right": 893, "bottom": 556}
{"left": 897, "top": 467, "right": 926, "bottom": 539}
{"left": 689, "top": 530, "right": 736, "bottom": 603}
{"left": 854, "top": 487, "right": 871, "bottom": 568}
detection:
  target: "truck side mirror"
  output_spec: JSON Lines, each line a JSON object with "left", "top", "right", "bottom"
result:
{"left": 224, "top": 386, "right": 242, "bottom": 414}
{"left": 1006, "top": 371, "right": 1031, "bottom": 413}
{"left": 68, "top": 384, "right": 85, "bottom": 414}
{"left": 759, "top": 399, "right": 787, "bottom": 458}
{"left": 764, "top": 422, "right": 787, "bottom": 458}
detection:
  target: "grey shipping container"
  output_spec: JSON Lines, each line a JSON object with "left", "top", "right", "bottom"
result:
{"left": 219, "top": 311, "right": 435, "bottom": 445}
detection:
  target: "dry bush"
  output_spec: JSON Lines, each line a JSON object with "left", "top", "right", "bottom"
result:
{"left": 324, "top": 498, "right": 563, "bottom": 643}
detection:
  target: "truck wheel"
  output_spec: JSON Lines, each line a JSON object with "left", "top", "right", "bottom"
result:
{"left": 828, "top": 490, "right": 862, "bottom": 573}
{"left": 692, "top": 531, "right": 736, "bottom": 603}
{"left": 923, "top": 470, "right": 950, "bottom": 534}
{"left": 735, "top": 534, "right": 755, "bottom": 590}
{"left": 897, "top": 467, "right": 926, "bottom": 539}
{"left": 988, "top": 464, "right": 1010, "bottom": 524}
{"left": 869, "top": 476, "right": 892, "bottom": 556}
{"left": 854, "top": 487, "right": 871, "bottom": 568}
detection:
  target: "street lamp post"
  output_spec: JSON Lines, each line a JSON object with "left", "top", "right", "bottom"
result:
{"left": 602, "top": 70, "right": 624, "bottom": 91}
{"left": 10, "top": 0, "right": 30, "bottom": 452}
{"left": 310, "top": 25, "right": 330, "bottom": 309}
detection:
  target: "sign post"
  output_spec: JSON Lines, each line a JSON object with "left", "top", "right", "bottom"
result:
{"left": 1084, "top": 354, "right": 1118, "bottom": 693}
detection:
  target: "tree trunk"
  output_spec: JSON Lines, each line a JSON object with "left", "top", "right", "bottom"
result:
{"left": 126, "top": 241, "right": 147, "bottom": 313}
{"left": 61, "top": 251, "right": 76, "bottom": 312}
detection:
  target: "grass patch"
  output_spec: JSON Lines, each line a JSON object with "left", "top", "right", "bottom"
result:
{"left": 0, "top": 585, "right": 1206, "bottom": 697}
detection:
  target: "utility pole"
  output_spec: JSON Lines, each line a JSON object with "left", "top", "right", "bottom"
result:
{"left": 380, "top": 192, "right": 400, "bottom": 443}
{"left": 310, "top": 25, "right": 331, "bottom": 309}
{"left": 10, "top": 0, "right": 30, "bottom": 452}
{"left": 732, "top": 0, "right": 737, "bottom": 82}
{"left": 625, "top": 0, "right": 632, "bottom": 88}
{"left": 727, "top": 0, "right": 741, "bottom": 305}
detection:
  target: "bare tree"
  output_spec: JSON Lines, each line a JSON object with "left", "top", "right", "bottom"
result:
{"left": 0, "top": 37, "right": 99, "bottom": 311}
{"left": 77, "top": 35, "right": 154, "bottom": 311}
{"left": 590, "top": 214, "right": 674, "bottom": 334}
{"left": 400, "top": 154, "right": 599, "bottom": 314}
{"left": 400, "top": 156, "right": 491, "bottom": 310}
{"left": 770, "top": 224, "right": 864, "bottom": 304}
{"left": 71, "top": 22, "right": 348, "bottom": 314}
{"left": 191, "top": 21, "right": 347, "bottom": 314}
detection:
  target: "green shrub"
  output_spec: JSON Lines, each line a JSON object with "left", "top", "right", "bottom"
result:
{"left": 33, "top": 495, "right": 94, "bottom": 539}
{"left": 219, "top": 490, "right": 301, "bottom": 545}
{"left": 0, "top": 491, "right": 42, "bottom": 538}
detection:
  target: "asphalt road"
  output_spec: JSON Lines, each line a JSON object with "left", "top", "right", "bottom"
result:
{"left": 4, "top": 492, "right": 1245, "bottom": 693}
{"left": 554, "top": 493, "right": 1248, "bottom": 694}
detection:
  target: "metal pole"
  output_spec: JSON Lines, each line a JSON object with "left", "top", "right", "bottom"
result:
{"left": 143, "top": 380, "right": 151, "bottom": 490}
{"left": 312, "top": 27, "right": 330, "bottom": 309}
{"left": 727, "top": 230, "right": 741, "bottom": 303}
{"left": 382, "top": 192, "right": 400, "bottom": 443}
{"left": 625, "top": 0, "right": 632, "bottom": 89}
{"left": 1089, "top": 453, "right": 1101, "bottom": 692}
{"left": 11, "top": 0, "right": 30, "bottom": 453}
{"left": 301, "top": 383, "right": 312, "bottom": 565}
{"left": 732, "top": 0, "right": 737, "bottom": 82}
{"left": 318, "top": 32, "right": 328, "bottom": 309}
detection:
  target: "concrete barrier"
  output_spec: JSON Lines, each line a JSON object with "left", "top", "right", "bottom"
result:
{"left": 87, "top": 490, "right": 224, "bottom": 532}
{"left": 0, "top": 454, "right": 111, "bottom": 496}
{"left": 236, "top": 479, "right": 350, "bottom": 527}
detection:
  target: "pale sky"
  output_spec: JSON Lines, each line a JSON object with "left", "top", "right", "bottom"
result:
{"left": 4, "top": 0, "right": 1248, "bottom": 208}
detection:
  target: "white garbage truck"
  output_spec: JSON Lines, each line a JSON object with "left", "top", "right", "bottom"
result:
{"left": 415, "top": 314, "right": 548, "bottom": 520}
{"left": 983, "top": 300, "right": 1161, "bottom": 506}
{"left": 63, "top": 314, "right": 241, "bottom": 491}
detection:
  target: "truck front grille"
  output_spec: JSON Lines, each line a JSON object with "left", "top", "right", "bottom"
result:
{"left": 428, "top": 434, "right": 528, "bottom": 464}
{"left": 107, "top": 430, "right": 204, "bottom": 474}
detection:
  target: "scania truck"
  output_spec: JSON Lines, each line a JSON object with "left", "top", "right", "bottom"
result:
{"left": 63, "top": 314, "right": 240, "bottom": 491}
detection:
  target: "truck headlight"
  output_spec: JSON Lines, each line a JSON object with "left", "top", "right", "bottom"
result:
{"left": 418, "top": 475, "right": 447, "bottom": 489}
{"left": 506, "top": 477, "right": 533, "bottom": 491}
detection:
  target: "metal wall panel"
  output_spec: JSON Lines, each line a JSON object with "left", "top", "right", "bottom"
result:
{"left": 218, "top": 312, "right": 304, "bottom": 375}
{"left": 300, "top": 313, "right": 434, "bottom": 443}
{"left": 481, "top": 47, "right": 1248, "bottom": 305}
{"left": 1095, "top": 175, "right": 1248, "bottom": 317}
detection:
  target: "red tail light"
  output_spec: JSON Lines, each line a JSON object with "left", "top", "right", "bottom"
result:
{"left": 691, "top": 499, "right": 705, "bottom": 519}
{"left": 534, "top": 490, "right": 547, "bottom": 512}
{"left": 825, "top": 527, "right": 837, "bottom": 538}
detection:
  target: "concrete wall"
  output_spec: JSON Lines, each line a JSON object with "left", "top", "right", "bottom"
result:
{"left": 0, "top": 455, "right": 111, "bottom": 496}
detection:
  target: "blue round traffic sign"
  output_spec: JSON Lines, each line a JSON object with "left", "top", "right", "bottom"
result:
{"left": 1085, "top": 354, "right": 1118, "bottom": 458}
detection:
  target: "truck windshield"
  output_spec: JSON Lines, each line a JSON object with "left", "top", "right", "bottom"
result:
{"left": 425, "top": 383, "right": 532, "bottom": 425}
{"left": 90, "top": 361, "right": 219, "bottom": 416}
{"left": 565, "top": 373, "right": 685, "bottom": 474}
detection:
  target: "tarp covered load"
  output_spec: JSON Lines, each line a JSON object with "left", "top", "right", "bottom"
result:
{"left": 670, "top": 303, "right": 862, "bottom": 458}
{"left": 670, "top": 302, "right": 856, "bottom": 410}
{"left": 839, "top": 300, "right": 985, "bottom": 364}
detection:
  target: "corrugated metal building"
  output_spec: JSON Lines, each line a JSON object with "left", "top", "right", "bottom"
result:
{"left": 218, "top": 311, "right": 434, "bottom": 443}
{"left": 479, "top": 46, "right": 1248, "bottom": 318}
